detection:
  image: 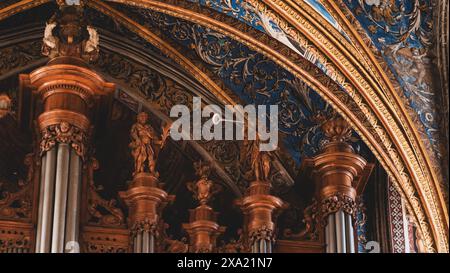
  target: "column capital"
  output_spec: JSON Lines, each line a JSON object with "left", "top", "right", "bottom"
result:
{"left": 18, "top": 62, "right": 114, "bottom": 160}
{"left": 39, "top": 120, "right": 90, "bottom": 160}
{"left": 119, "top": 173, "right": 175, "bottom": 228}
{"left": 182, "top": 205, "right": 226, "bottom": 253}
{"left": 236, "top": 181, "right": 286, "bottom": 245}
{"left": 301, "top": 117, "right": 373, "bottom": 225}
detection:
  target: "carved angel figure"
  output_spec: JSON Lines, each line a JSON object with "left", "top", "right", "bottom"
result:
{"left": 129, "top": 112, "right": 168, "bottom": 176}
{"left": 42, "top": 22, "right": 59, "bottom": 58}
{"left": 83, "top": 26, "right": 99, "bottom": 61}
{"left": 55, "top": 122, "right": 74, "bottom": 143}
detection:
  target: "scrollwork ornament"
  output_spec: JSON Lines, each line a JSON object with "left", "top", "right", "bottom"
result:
{"left": 130, "top": 218, "right": 158, "bottom": 237}
{"left": 86, "top": 157, "right": 125, "bottom": 227}
{"left": 39, "top": 122, "right": 89, "bottom": 160}
{"left": 249, "top": 225, "right": 274, "bottom": 244}
{"left": 319, "top": 193, "right": 358, "bottom": 226}
{"left": 283, "top": 199, "right": 319, "bottom": 241}
{"left": 0, "top": 153, "right": 35, "bottom": 219}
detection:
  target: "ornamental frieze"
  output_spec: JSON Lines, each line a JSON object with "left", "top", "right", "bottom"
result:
{"left": 0, "top": 41, "right": 42, "bottom": 79}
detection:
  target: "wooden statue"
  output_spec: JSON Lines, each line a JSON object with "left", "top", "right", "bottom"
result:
{"left": 242, "top": 133, "right": 272, "bottom": 182}
{"left": 129, "top": 112, "right": 169, "bottom": 177}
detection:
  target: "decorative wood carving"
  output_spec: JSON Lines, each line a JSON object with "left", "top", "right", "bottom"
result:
{"left": 236, "top": 180, "right": 287, "bottom": 252}
{"left": 85, "top": 157, "right": 125, "bottom": 227}
{"left": 302, "top": 118, "right": 371, "bottom": 226}
{"left": 0, "top": 221, "right": 34, "bottom": 253}
{"left": 183, "top": 161, "right": 225, "bottom": 253}
{"left": 0, "top": 153, "right": 35, "bottom": 220}
{"left": 81, "top": 226, "right": 129, "bottom": 253}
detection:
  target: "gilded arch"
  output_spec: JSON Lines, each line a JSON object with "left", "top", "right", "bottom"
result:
{"left": 0, "top": 0, "right": 447, "bottom": 252}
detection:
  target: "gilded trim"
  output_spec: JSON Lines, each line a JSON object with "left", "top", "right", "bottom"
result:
{"left": 0, "top": 0, "right": 50, "bottom": 21}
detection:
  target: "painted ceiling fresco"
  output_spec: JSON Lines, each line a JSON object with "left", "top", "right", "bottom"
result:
{"left": 167, "top": 0, "right": 442, "bottom": 162}
{"left": 0, "top": 2, "right": 370, "bottom": 176}
{"left": 110, "top": 4, "right": 369, "bottom": 165}
{"left": 343, "top": 0, "right": 442, "bottom": 160}
{"left": 180, "top": 0, "right": 346, "bottom": 82}
{"left": 0, "top": 1, "right": 370, "bottom": 169}
{"left": 0, "top": 1, "right": 439, "bottom": 171}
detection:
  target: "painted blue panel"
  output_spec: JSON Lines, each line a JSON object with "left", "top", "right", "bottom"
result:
{"left": 113, "top": 5, "right": 369, "bottom": 165}
{"left": 343, "top": 0, "right": 441, "bottom": 159}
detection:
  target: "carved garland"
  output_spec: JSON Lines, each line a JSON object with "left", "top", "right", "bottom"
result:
{"left": 39, "top": 122, "right": 90, "bottom": 160}
{"left": 249, "top": 225, "right": 275, "bottom": 244}
{"left": 319, "top": 193, "right": 358, "bottom": 224}
{"left": 130, "top": 218, "right": 158, "bottom": 237}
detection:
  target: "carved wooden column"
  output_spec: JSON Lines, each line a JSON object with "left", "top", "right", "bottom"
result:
{"left": 182, "top": 162, "right": 225, "bottom": 253}
{"left": 120, "top": 173, "right": 173, "bottom": 253}
{"left": 18, "top": 3, "right": 114, "bottom": 253}
{"left": 309, "top": 118, "right": 367, "bottom": 253}
{"left": 235, "top": 137, "right": 287, "bottom": 253}
{"left": 120, "top": 112, "right": 173, "bottom": 253}
{"left": 237, "top": 180, "right": 285, "bottom": 253}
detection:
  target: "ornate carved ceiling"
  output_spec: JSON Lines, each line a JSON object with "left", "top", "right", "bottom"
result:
{"left": 0, "top": 0, "right": 448, "bottom": 252}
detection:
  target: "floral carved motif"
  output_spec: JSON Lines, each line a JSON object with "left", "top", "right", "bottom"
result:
{"left": 86, "top": 158, "right": 125, "bottom": 227}
{"left": 40, "top": 122, "right": 89, "bottom": 160}
{"left": 319, "top": 193, "right": 358, "bottom": 224}
{"left": 0, "top": 153, "right": 34, "bottom": 220}
{"left": 249, "top": 225, "right": 274, "bottom": 244}
{"left": 130, "top": 218, "right": 158, "bottom": 236}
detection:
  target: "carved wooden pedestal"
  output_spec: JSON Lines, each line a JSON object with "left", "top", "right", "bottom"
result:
{"left": 237, "top": 180, "right": 285, "bottom": 253}
{"left": 183, "top": 205, "right": 226, "bottom": 253}
{"left": 120, "top": 172, "right": 174, "bottom": 253}
{"left": 302, "top": 118, "right": 372, "bottom": 253}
